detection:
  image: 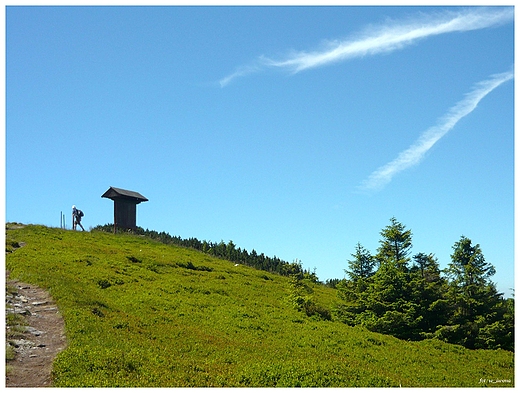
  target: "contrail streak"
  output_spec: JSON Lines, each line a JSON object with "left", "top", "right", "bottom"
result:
{"left": 358, "top": 69, "right": 514, "bottom": 192}
{"left": 219, "top": 7, "right": 512, "bottom": 87}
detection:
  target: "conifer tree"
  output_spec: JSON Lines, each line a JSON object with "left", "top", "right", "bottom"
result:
{"left": 409, "top": 253, "right": 449, "bottom": 335}
{"left": 435, "top": 236, "right": 504, "bottom": 349}
{"left": 376, "top": 217, "right": 413, "bottom": 271}
{"left": 335, "top": 244, "right": 372, "bottom": 325}
{"left": 360, "top": 260, "right": 423, "bottom": 339}
{"left": 337, "top": 219, "right": 422, "bottom": 339}
{"left": 346, "top": 242, "right": 376, "bottom": 282}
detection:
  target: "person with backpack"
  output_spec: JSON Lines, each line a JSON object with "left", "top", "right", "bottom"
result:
{"left": 72, "top": 205, "right": 85, "bottom": 231}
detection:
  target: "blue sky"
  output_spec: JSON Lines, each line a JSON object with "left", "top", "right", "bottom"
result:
{"left": 4, "top": 5, "right": 515, "bottom": 296}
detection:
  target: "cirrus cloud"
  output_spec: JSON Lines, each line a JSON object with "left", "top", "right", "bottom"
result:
{"left": 219, "top": 7, "right": 513, "bottom": 87}
{"left": 358, "top": 69, "right": 514, "bottom": 192}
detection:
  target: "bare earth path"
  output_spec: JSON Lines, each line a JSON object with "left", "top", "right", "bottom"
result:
{"left": 5, "top": 273, "right": 67, "bottom": 387}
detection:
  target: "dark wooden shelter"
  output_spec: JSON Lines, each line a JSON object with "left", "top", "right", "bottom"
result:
{"left": 102, "top": 186, "right": 148, "bottom": 232}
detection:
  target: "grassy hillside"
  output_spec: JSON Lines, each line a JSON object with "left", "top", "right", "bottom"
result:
{"left": 5, "top": 224, "right": 514, "bottom": 387}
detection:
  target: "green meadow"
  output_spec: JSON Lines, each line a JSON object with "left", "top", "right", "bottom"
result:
{"left": 5, "top": 224, "right": 514, "bottom": 387}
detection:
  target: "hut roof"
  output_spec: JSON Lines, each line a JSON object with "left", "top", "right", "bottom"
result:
{"left": 101, "top": 187, "right": 148, "bottom": 203}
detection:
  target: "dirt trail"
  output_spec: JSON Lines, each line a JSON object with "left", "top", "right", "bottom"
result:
{"left": 5, "top": 274, "right": 67, "bottom": 387}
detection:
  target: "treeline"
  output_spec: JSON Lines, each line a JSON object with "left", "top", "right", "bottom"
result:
{"left": 92, "top": 224, "right": 318, "bottom": 281}
{"left": 334, "top": 217, "right": 514, "bottom": 351}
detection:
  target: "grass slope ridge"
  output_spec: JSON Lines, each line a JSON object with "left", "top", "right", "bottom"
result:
{"left": 5, "top": 225, "right": 514, "bottom": 387}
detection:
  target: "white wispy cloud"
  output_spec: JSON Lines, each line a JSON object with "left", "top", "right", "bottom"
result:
{"left": 219, "top": 7, "right": 513, "bottom": 87}
{"left": 358, "top": 69, "right": 514, "bottom": 192}
{"left": 219, "top": 65, "right": 261, "bottom": 88}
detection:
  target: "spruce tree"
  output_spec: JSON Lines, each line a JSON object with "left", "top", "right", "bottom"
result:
{"left": 436, "top": 236, "right": 505, "bottom": 349}
{"left": 409, "top": 253, "right": 449, "bottom": 336}
{"left": 342, "top": 219, "right": 421, "bottom": 339}
{"left": 346, "top": 242, "right": 376, "bottom": 282}
{"left": 376, "top": 217, "right": 413, "bottom": 271}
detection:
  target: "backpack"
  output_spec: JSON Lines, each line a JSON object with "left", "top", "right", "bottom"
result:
{"left": 78, "top": 210, "right": 84, "bottom": 217}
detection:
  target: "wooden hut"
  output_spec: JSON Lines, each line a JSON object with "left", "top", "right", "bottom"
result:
{"left": 102, "top": 186, "right": 148, "bottom": 232}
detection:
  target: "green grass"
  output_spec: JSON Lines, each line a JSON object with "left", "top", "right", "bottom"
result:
{"left": 5, "top": 224, "right": 514, "bottom": 387}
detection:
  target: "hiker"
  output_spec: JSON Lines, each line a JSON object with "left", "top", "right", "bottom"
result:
{"left": 72, "top": 205, "right": 85, "bottom": 231}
